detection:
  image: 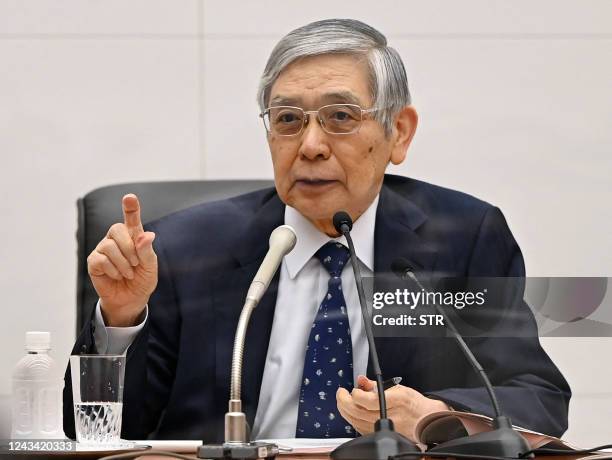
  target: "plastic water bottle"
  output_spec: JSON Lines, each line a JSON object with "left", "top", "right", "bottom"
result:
{"left": 11, "top": 331, "right": 63, "bottom": 439}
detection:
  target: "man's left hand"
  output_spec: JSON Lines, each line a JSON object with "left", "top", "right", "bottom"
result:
{"left": 336, "top": 375, "right": 450, "bottom": 442}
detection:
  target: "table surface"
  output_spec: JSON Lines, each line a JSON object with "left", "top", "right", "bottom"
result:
{"left": 5, "top": 450, "right": 609, "bottom": 460}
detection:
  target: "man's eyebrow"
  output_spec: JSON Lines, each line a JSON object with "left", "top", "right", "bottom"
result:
{"left": 268, "top": 91, "right": 365, "bottom": 107}
{"left": 269, "top": 95, "right": 300, "bottom": 106}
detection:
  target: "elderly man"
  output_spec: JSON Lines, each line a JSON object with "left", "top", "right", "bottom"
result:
{"left": 64, "top": 19, "right": 570, "bottom": 442}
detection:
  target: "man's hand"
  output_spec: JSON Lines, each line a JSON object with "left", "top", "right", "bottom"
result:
{"left": 336, "top": 375, "right": 450, "bottom": 442}
{"left": 87, "top": 194, "right": 158, "bottom": 327}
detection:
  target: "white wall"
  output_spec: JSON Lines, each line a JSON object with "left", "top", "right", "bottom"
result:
{"left": 1, "top": 0, "right": 610, "bottom": 446}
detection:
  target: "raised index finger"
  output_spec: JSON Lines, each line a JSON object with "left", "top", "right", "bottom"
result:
{"left": 122, "top": 193, "right": 144, "bottom": 237}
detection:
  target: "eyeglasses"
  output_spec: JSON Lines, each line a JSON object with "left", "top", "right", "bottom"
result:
{"left": 259, "top": 104, "right": 381, "bottom": 136}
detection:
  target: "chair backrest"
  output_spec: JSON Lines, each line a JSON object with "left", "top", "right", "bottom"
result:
{"left": 76, "top": 179, "right": 274, "bottom": 334}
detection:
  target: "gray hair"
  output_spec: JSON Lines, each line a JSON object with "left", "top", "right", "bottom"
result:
{"left": 257, "top": 19, "right": 411, "bottom": 135}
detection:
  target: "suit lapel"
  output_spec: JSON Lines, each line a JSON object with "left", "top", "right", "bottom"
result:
{"left": 367, "top": 181, "right": 438, "bottom": 377}
{"left": 373, "top": 183, "right": 436, "bottom": 275}
{"left": 211, "top": 191, "right": 284, "bottom": 439}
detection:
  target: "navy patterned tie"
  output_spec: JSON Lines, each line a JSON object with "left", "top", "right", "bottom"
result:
{"left": 296, "top": 242, "right": 355, "bottom": 438}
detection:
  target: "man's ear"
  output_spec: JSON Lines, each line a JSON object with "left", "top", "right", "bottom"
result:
{"left": 390, "top": 106, "right": 418, "bottom": 165}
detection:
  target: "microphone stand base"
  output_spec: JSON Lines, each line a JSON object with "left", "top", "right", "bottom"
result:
{"left": 198, "top": 441, "right": 279, "bottom": 460}
{"left": 426, "top": 416, "right": 532, "bottom": 459}
{"left": 330, "top": 419, "right": 420, "bottom": 460}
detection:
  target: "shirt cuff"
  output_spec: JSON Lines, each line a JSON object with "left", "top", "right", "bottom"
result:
{"left": 93, "top": 300, "right": 148, "bottom": 355}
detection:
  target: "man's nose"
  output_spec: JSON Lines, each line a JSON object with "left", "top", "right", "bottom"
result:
{"left": 298, "top": 114, "right": 331, "bottom": 160}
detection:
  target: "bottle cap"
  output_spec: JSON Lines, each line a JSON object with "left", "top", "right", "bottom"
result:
{"left": 25, "top": 331, "right": 51, "bottom": 351}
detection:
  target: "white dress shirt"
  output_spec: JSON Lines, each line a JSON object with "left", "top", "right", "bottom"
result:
{"left": 93, "top": 195, "right": 378, "bottom": 438}
{"left": 93, "top": 300, "right": 148, "bottom": 355}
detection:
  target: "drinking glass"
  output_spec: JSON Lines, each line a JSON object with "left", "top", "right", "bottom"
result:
{"left": 70, "top": 354, "right": 125, "bottom": 446}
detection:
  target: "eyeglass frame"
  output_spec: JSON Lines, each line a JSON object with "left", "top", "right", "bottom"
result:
{"left": 259, "top": 103, "right": 383, "bottom": 136}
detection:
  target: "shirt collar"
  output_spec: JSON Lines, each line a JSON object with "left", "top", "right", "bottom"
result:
{"left": 284, "top": 195, "right": 379, "bottom": 279}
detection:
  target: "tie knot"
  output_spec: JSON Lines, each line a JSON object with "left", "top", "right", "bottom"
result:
{"left": 315, "top": 242, "right": 351, "bottom": 276}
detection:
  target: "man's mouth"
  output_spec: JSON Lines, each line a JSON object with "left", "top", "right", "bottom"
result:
{"left": 295, "top": 178, "right": 337, "bottom": 187}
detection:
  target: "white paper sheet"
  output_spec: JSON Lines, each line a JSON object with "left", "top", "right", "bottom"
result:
{"left": 134, "top": 439, "right": 203, "bottom": 453}
{"left": 257, "top": 438, "right": 352, "bottom": 451}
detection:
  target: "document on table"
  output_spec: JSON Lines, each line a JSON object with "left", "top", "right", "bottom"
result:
{"left": 135, "top": 440, "right": 203, "bottom": 452}
{"left": 258, "top": 438, "right": 352, "bottom": 453}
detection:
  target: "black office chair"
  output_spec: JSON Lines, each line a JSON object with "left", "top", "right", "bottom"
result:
{"left": 75, "top": 180, "right": 274, "bottom": 335}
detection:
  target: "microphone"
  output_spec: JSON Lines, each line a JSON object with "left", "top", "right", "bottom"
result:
{"left": 333, "top": 211, "right": 386, "bottom": 419}
{"left": 198, "top": 225, "right": 297, "bottom": 460}
{"left": 333, "top": 211, "right": 352, "bottom": 234}
{"left": 391, "top": 258, "right": 531, "bottom": 459}
{"left": 246, "top": 225, "right": 297, "bottom": 305}
{"left": 330, "top": 212, "right": 420, "bottom": 460}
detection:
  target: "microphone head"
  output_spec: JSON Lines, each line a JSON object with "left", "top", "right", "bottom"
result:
{"left": 269, "top": 224, "right": 297, "bottom": 255}
{"left": 333, "top": 211, "right": 353, "bottom": 234}
{"left": 391, "top": 258, "right": 414, "bottom": 277}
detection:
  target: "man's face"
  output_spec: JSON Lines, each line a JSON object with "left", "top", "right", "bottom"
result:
{"left": 266, "top": 53, "right": 415, "bottom": 235}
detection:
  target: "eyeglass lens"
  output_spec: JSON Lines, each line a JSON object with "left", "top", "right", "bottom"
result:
{"left": 265, "top": 104, "right": 363, "bottom": 135}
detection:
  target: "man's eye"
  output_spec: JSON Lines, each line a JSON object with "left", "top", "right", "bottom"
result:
{"left": 276, "top": 112, "right": 301, "bottom": 123}
{"left": 329, "top": 110, "right": 355, "bottom": 122}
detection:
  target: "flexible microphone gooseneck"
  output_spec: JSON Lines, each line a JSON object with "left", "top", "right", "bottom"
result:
{"left": 230, "top": 225, "right": 297, "bottom": 413}
{"left": 391, "top": 258, "right": 532, "bottom": 459}
{"left": 332, "top": 212, "right": 388, "bottom": 420}
{"left": 198, "top": 225, "right": 297, "bottom": 460}
{"left": 390, "top": 258, "right": 502, "bottom": 418}
{"left": 330, "top": 212, "right": 420, "bottom": 460}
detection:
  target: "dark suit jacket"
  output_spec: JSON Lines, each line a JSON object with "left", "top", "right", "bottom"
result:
{"left": 64, "top": 174, "right": 571, "bottom": 442}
